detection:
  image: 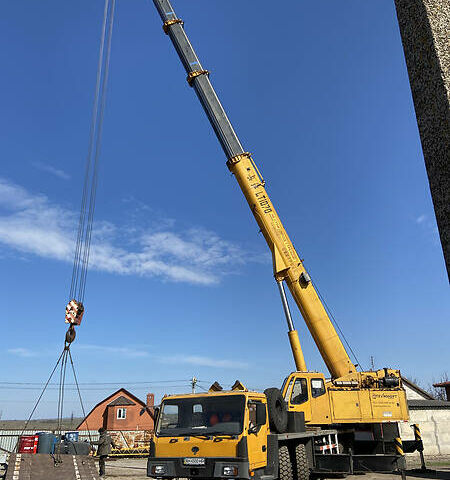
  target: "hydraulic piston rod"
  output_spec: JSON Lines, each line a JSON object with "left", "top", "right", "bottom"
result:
{"left": 153, "top": 0, "right": 357, "bottom": 379}
{"left": 277, "top": 281, "right": 307, "bottom": 372}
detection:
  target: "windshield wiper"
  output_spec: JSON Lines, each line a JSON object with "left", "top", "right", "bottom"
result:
{"left": 178, "top": 432, "right": 211, "bottom": 440}
{"left": 210, "top": 432, "right": 238, "bottom": 438}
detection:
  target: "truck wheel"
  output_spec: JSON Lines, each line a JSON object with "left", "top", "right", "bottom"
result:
{"left": 294, "top": 443, "right": 310, "bottom": 480}
{"left": 279, "top": 445, "right": 293, "bottom": 480}
{"left": 264, "top": 388, "right": 288, "bottom": 433}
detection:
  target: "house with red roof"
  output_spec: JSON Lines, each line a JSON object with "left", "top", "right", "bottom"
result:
{"left": 77, "top": 388, "right": 154, "bottom": 431}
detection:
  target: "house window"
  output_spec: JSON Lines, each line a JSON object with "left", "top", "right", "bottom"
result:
{"left": 117, "top": 408, "right": 127, "bottom": 419}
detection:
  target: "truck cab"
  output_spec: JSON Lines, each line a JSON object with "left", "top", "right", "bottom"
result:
{"left": 148, "top": 388, "right": 270, "bottom": 479}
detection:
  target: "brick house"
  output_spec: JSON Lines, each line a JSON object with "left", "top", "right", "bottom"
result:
{"left": 77, "top": 388, "right": 154, "bottom": 431}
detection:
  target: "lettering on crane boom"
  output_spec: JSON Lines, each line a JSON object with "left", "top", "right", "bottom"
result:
{"left": 256, "top": 191, "right": 272, "bottom": 213}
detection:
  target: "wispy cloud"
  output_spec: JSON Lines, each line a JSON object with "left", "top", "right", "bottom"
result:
{"left": 77, "top": 344, "right": 150, "bottom": 358}
{"left": 0, "top": 177, "right": 257, "bottom": 285}
{"left": 31, "top": 161, "right": 70, "bottom": 180}
{"left": 158, "top": 355, "right": 248, "bottom": 369}
{"left": 414, "top": 213, "right": 440, "bottom": 245}
{"left": 416, "top": 214, "right": 427, "bottom": 224}
{"left": 7, "top": 348, "right": 37, "bottom": 357}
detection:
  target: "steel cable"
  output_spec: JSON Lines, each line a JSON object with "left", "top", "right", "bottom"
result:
{"left": 79, "top": 0, "right": 116, "bottom": 302}
{"left": 69, "top": 0, "right": 109, "bottom": 301}
{"left": 69, "top": 0, "right": 115, "bottom": 303}
{"left": 15, "top": 349, "right": 66, "bottom": 452}
{"left": 68, "top": 349, "right": 93, "bottom": 444}
{"left": 16, "top": 2, "right": 116, "bottom": 455}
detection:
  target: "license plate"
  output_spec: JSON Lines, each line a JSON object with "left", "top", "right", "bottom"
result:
{"left": 183, "top": 457, "right": 206, "bottom": 466}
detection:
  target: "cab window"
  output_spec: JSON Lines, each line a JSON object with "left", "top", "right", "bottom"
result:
{"left": 290, "top": 378, "right": 308, "bottom": 405}
{"left": 248, "top": 402, "right": 257, "bottom": 426}
{"left": 311, "top": 379, "right": 326, "bottom": 398}
{"left": 283, "top": 378, "right": 293, "bottom": 401}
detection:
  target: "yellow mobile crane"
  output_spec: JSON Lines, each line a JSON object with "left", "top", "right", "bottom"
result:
{"left": 147, "top": 1, "right": 422, "bottom": 478}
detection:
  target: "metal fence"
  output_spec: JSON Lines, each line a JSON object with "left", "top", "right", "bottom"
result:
{"left": 0, "top": 430, "right": 99, "bottom": 454}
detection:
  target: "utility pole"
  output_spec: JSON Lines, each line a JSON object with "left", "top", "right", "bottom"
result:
{"left": 191, "top": 376, "right": 198, "bottom": 394}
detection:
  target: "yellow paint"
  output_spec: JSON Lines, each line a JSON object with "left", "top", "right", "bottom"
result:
{"left": 246, "top": 395, "right": 269, "bottom": 470}
{"left": 288, "top": 330, "right": 307, "bottom": 372}
{"left": 227, "top": 153, "right": 356, "bottom": 379}
{"left": 154, "top": 391, "right": 268, "bottom": 470}
{"left": 282, "top": 370, "right": 409, "bottom": 424}
{"left": 156, "top": 435, "right": 239, "bottom": 458}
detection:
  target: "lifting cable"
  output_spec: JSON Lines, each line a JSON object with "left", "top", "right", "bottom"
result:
{"left": 309, "top": 273, "right": 365, "bottom": 371}
{"left": 16, "top": 0, "right": 116, "bottom": 455}
{"left": 66, "top": 0, "right": 116, "bottom": 337}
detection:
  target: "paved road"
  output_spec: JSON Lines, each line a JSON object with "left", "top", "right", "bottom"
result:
{"left": 103, "top": 458, "right": 450, "bottom": 480}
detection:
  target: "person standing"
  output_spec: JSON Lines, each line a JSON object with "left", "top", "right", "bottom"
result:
{"left": 91, "top": 427, "right": 116, "bottom": 477}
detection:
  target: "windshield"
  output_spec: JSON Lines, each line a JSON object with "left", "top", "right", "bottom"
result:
{"left": 157, "top": 395, "right": 245, "bottom": 437}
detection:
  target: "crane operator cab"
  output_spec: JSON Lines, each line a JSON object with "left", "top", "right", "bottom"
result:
{"left": 282, "top": 370, "right": 408, "bottom": 426}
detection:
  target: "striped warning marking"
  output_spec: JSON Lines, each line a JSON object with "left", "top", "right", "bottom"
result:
{"left": 413, "top": 424, "right": 422, "bottom": 440}
{"left": 5, "top": 454, "right": 100, "bottom": 479}
{"left": 394, "top": 437, "right": 404, "bottom": 456}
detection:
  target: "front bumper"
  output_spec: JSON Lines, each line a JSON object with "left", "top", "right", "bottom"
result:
{"left": 147, "top": 457, "right": 250, "bottom": 479}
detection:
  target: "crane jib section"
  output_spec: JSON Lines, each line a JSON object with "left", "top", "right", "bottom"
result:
{"left": 153, "top": 0, "right": 356, "bottom": 379}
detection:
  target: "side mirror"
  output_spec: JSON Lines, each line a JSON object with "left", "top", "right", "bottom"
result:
{"left": 139, "top": 406, "right": 160, "bottom": 422}
{"left": 256, "top": 403, "right": 267, "bottom": 426}
{"left": 154, "top": 407, "right": 160, "bottom": 422}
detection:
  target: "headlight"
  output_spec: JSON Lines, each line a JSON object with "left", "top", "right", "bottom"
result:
{"left": 152, "top": 465, "right": 166, "bottom": 475}
{"left": 223, "top": 466, "right": 238, "bottom": 476}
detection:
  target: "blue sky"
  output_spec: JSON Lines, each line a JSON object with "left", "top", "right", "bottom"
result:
{"left": 0, "top": 1, "right": 448, "bottom": 420}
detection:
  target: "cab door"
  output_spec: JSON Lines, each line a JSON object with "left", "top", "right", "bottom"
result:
{"left": 246, "top": 398, "right": 268, "bottom": 471}
{"left": 287, "top": 377, "right": 311, "bottom": 422}
{"left": 309, "top": 377, "right": 331, "bottom": 424}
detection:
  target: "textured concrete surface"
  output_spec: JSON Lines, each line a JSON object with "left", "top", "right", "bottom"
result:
{"left": 400, "top": 409, "right": 450, "bottom": 455}
{"left": 394, "top": 0, "right": 450, "bottom": 278}
{"left": 401, "top": 383, "right": 450, "bottom": 455}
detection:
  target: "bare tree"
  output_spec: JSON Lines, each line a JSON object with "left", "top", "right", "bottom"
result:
{"left": 427, "top": 372, "right": 449, "bottom": 400}
{"left": 404, "top": 374, "right": 421, "bottom": 387}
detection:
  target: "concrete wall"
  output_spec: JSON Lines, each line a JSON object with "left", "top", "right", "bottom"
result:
{"left": 404, "top": 383, "right": 429, "bottom": 400}
{"left": 394, "top": 0, "right": 450, "bottom": 276}
{"left": 399, "top": 409, "right": 450, "bottom": 454}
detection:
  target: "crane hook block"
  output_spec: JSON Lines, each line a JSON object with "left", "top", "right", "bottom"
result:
{"left": 65, "top": 299, "right": 85, "bottom": 326}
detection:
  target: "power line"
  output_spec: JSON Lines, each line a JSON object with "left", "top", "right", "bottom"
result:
{"left": 0, "top": 385, "right": 189, "bottom": 391}
{"left": 0, "top": 379, "right": 190, "bottom": 386}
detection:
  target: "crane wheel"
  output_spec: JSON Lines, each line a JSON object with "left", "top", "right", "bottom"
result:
{"left": 264, "top": 388, "right": 288, "bottom": 433}
{"left": 294, "top": 443, "right": 310, "bottom": 480}
{"left": 279, "top": 445, "right": 294, "bottom": 480}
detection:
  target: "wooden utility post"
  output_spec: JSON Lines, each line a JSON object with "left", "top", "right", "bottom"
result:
{"left": 394, "top": 0, "right": 450, "bottom": 278}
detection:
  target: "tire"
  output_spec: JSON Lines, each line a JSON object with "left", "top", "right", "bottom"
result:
{"left": 264, "top": 388, "right": 288, "bottom": 433}
{"left": 294, "top": 443, "right": 310, "bottom": 480}
{"left": 278, "top": 445, "right": 294, "bottom": 480}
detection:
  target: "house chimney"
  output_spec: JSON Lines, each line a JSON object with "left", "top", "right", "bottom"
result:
{"left": 147, "top": 393, "right": 154, "bottom": 407}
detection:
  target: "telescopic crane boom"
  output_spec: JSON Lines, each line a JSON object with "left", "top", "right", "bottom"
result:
{"left": 153, "top": 0, "right": 355, "bottom": 379}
